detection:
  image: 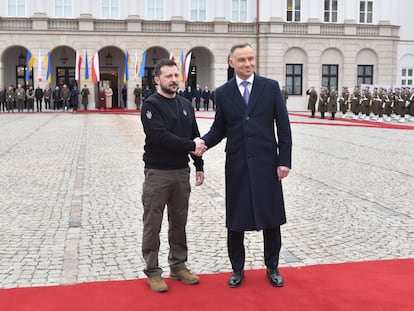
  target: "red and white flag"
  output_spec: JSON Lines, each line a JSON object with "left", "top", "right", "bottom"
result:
{"left": 169, "top": 52, "right": 175, "bottom": 62}
{"left": 91, "top": 51, "right": 100, "bottom": 83}
{"left": 134, "top": 50, "right": 139, "bottom": 80}
{"left": 37, "top": 49, "right": 42, "bottom": 81}
{"left": 75, "top": 51, "right": 83, "bottom": 82}
{"left": 183, "top": 52, "right": 192, "bottom": 82}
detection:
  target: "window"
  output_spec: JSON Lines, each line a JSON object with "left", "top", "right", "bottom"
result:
{"left": 401, "top": 68, "right": 413, "bottom": 86}
{"left": 102, "top": 0, "right": 118, "bottom": 19}
{"left": 55, "top": 0, "right": 72, "bottom": 18}
{"left": 324, "top": 0, "right": 338, "bottom": 22}
{"left": 148, "top": 0, "right": 164, "bottom": 20}
{"left": 8, "top": 0, "right": 25, "bottom": 17}
{"left": 359, "top": 1, "right": 373, "bottom": 23}
{"left": 232, "top": 0, "right": 247, "bottom": 22}
{"left": 190, "top": 0, "right": 206, "bottom": 21}
{"left": 287, "top": 0, "right": 301, "bottom": 22}
{"left": 322, "top": 64, "right": 338, "bottom": 90}
{"left": 357, "top": 65, "right": 373, "bottom": 85}
{"left": 286, "top": 64, "right": 303, "bottom": 95}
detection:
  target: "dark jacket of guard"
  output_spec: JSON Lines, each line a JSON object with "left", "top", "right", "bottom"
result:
{"left": 202, "top": 74, "right": 292, "bottom": 231}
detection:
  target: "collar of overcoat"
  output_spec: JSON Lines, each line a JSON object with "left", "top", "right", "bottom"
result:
{"left": 229, "top": 73, "right": 265, "bottom": 115}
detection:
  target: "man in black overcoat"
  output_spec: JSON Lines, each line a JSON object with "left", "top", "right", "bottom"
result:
{"left": 201, "top": 43, "right": 292, "bottom": 288}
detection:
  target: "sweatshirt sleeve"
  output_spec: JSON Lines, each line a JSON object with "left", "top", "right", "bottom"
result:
{"left": 190, "top": 111, "right": 204, "bottom": 172}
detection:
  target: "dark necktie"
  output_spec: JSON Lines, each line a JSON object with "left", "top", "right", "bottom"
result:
{"left": 241, "top": 81, "right": 250, "bottom": 105}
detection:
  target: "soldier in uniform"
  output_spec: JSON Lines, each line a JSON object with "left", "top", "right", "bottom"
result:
{"left": 133, "top": 84, "right": 142, "bottom": 110}
{"left": 44, "top": 85, "right": 52, "bottom": 111}
{"left": 81, "top": 84, "right": 90, "bottom": 110}
{"left": 377, "top": 87, "right": 386, "bottom": 122}
{"left": 408, "top": 87, "right": 414, "bottom": 122}
{"left": 370, "top": 87, "right": 381, "bottom": 120}
{"left": 5, "top": 85, "right": 15, "bottom": 112}
{"left": 0, "top": 87, "right": 5, "bottom": 112}
{"left": 384, "top": 88, "right": 394, "bottom": 122}
{"left": 339, "top": 86, "right": 349, "bottom": 118}
{"left": 393, "top": 88, "right": 404, "bottom": 121}
{"left": 61, "top": 84, "right": 71, "bottom": 111}
{"left": 360, "top": 86, "right": 371, "bottom": 120}
{"left": 318, "top": 87, "right": 328, "bottom": 119}
{"left": 327, "top": 86, "right": 338, "bottom": 120}
{"left": 402, "top": 87, "right": 410, "bottom": 122}
{"left": 306, "top": 86, "right": 318, "bottom": 118}
{"left": 281, "top": 86, "right": 289, "bottom": 105}
{"left": 26, "top": 85, "right": 35, "bottom": 112}
{"left": 15, "top": 84, "right": 25, "bottom": 112}
{"left": 350, "top": 86, "right": 361, "bottom": 119}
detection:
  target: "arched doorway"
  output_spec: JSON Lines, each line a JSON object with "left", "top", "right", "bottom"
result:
{"left": 1, "top": 46, "right": 32, "bottom": 89}
{"left": 52, "top": 46, "right": 76, "bottom": 88}
{"left": 185, "top": 47, "right": 214, "bottom": 90}
{"left": 97, "top": 46, "right": 125, "bottom": 108}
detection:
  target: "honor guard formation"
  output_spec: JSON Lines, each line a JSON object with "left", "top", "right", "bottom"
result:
{"left": 307, "top": 85, "right": 414, "bottom": 123}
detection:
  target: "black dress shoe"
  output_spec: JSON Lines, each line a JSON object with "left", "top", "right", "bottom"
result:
{"left": 228, "top": 271, "right": 244, "bottom": 288}
{"left": 266, "top": 268, "right": 284, "bottom": 287}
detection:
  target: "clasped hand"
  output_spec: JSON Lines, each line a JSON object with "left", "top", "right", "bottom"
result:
{"left": 191, "top": 137, "right": 207, "bottom": 157}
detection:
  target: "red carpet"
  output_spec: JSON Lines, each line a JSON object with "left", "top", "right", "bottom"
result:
{"left": 288, "top": 111, "right": 414, "bottom": 130}
{"left": 0, "top": 259, "right": 412, "bottom": 311}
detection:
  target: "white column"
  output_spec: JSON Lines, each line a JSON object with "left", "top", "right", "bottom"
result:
{"left": 307, "top": 0, "right": 322, "bottom": 21}
{"left": 344, "top": 0, "right": 357, "bottom": 21}
{"left": 379, "top": 0, "right": 392, "bottom": 22}
{"left": 260, "top": 0, "right": 272, "bottom": 21}
{"left": 77, "top": 0, "right": 93, "bottom": 15}
{"left": 169, "top": 0, "right": 184, "bottom": 18}
{"left": 269, "top": 0, "right": 285, "bottom": 20}
{"left": 214, "top": 0, "right": 226, "bottom": 19}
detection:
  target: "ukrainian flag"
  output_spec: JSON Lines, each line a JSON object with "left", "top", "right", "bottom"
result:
{"left": 179, "top": 50, "right": 185, "bottom": 82}
{"left": 123, "top": 51, "right": 131, "bottom": 84}
{"left": 25, "top": 50, "right": 35, "bottom": 83}
{"left": 84, "top": 49, "right": 89, "bottom": 80}
{"left": 138, "top": 51, "right": 146, "bottom": 78}
{"left": 45, "top": 51, "right": 51, "bottom": 84}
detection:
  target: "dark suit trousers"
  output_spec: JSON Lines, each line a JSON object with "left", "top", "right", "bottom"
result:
{"left": 227, "top": 227, "right": 281, "bottom": 272}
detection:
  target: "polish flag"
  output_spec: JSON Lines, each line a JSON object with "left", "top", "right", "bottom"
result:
{"left": 91, "top": 51, "right": 100, "bottom": 83}
{"left": 183, "top": 52, "right": 192, "bottom": 83}
{"left": 37, "top": 49, "right": 42, "bottom": 81}
{"left": 169, "top": 52, "right": 175, "bottom": 62}
{"left": 75, "top": 51, "right": 83, "bottom": 83}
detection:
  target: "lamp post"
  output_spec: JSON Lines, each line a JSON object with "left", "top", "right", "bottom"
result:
{"left": 105, "top": 48, "right": 112, "bottom": 66}
{"left": 60, "top": 47, "right": 68, "bottom": 65}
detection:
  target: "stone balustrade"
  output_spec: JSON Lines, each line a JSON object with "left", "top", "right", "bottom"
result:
{"left": 0, "top": 15, "right": 399, "bottom": 38}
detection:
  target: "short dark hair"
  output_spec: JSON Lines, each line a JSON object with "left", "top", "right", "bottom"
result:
{"left": 229, "top": 43, "right": 253, "bottom": 58}
{"left": 154, "top": 58, "right": 178, "bottom": 77}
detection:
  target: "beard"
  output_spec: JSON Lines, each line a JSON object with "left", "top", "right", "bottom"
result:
{"left": 159, "top": 82, "right": 177, "bottom": 95}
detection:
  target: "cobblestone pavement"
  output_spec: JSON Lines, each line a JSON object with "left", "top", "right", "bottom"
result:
{"left": 0, "top": 111, "right": 413, "bottom": 288}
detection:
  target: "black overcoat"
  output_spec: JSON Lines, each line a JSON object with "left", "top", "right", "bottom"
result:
{"left": 202, "top": 74, "right": 292, "bottom": 231}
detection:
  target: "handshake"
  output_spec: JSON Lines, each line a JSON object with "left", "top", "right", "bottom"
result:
{"left": 191, "top": 137, "right": 208, "bottom": 157}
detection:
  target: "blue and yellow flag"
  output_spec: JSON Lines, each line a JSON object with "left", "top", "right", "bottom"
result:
{"left": 123, "top": 51, "right": 131, "bottom": 84}
{"left": 45, "top": 51, "right": 51, "bottom": 84}
{"left": 84, "top": 49, "right": 89, "bottom": 80}
{"left": 179, "top": 50, "right": 185, "bottom": 82}
{"left": 25, "top": 50, "right": 35, "bottom": 83}
{"left": 138, "top": 51, "right": 146, "bottom": 78}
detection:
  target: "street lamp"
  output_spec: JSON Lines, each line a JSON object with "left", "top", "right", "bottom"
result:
{"left": 105, "top": 48, "right": 112, "bottom": 66}
{"left": 60, "top": 47, "right": 68, "bottom": 64}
